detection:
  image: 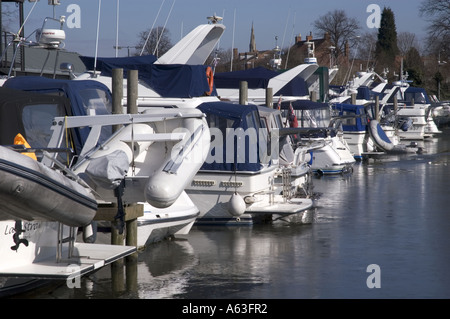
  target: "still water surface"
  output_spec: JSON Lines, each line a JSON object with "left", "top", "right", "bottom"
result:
{"left": 31, "top": 128, "right": 450, "bottom": 299}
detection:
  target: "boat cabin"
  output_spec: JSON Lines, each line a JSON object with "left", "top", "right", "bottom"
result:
{"left": 3, "top": 76, "right": 113, "bottom": 154}
{"left": 197, "top": 101, "right": 275, "bottom": 172}
{"left": 0, "top": 86, "right": 72, "bottom": 151}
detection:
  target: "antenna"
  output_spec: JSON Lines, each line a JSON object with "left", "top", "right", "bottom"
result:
{"left": 230, "top": 8, "right": 236, "bottom": 72}
{"left": 140, "top": 0, "right": 166, "bottom": 56}
{"left": 207, "top": 13, "right": 223, "bottom": 24}
{"left": 93, "top": 0, "right": 102, "bottom": 76}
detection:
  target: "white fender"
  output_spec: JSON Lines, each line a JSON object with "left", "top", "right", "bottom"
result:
{"left": 145, "top": 118, "right": 210, "bottom": 208}
{"left": 368, "top": 120, "right": 394, "bottom": 151}
{"left": 227, "top": 192, "right": 246, "bottom": 217}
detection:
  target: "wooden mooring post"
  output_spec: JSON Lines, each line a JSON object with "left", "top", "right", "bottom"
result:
{"left": 106, "top": 69, "right": 141, "bottom": 293}
{"left": 239, "top": 81, "right": 248, "bottom": 105}
{"left": 375, "top": 96, "right": 380, "bottom": 122}
{"left": 266, "top": 87, "right": 273, "bottom": 108}
{"left": 127, "top": 69, "right": 138, "bottom": 115}
{"left": 95, "top": 203, "right": 143, "bottom": 293}
{"left": 112, "top": 68, "right": 124, "bottom": 133}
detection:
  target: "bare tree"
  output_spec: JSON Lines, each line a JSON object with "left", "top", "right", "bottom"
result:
{"left": 1, "top": 3, "right": 19, "bottom": 32}
{"left": 397, "top": 32, "right": 420, "bottom": 56}
{"left": 313, "top": 9, "right": 361, "bottom": 61}
{"left": 136, "top": 26, "right": 172, "bottom": 57}
{"left": 356, "top": 30, "right": 378, "bottom": 67}
{"left": 419, "top": 0, "right": 450, "bottom": 53}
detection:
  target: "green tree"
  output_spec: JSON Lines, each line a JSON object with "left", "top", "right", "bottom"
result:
{"left": 404, "top": 47, "right": 424, "bottom": 87}
{"left": 375, "top": 7, "right": 399, "bottom": 72}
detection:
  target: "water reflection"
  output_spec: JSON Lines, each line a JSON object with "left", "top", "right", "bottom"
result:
{"left": 26, "top": 128, "right": 450, "bottom": 299}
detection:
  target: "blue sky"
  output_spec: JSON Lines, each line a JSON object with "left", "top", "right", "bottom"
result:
{"left": 7, "top": 0, "right": 429, "bottom": 57}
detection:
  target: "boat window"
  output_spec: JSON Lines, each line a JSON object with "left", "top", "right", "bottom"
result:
{"left": 78, "top": 88, "right": 112, "bottom": 115}
{"left": 260, "top": 117, "right": 269, "bottom": 132}
{"left": 299, "top": 108, "right": 331, "bottom": 128}
{"left": 404, "top": 91, "right": 427, "bottom": 104}
{"left": 206, "top": 114, "right": 234, "bottom": 133}
{"left": 245, "top": 111, "right": 261, "bottom": 130}
{"left": 78, "top": 88, "right": 113, "bottom": 143}
{"left": 22, "top": 103, "right": 65, "bottom": 150}
{"left": 341, "top": 112, "right": 356, "bottom": 126}
{"left": 274, "top": 113, "right": 283, "bottom": 129}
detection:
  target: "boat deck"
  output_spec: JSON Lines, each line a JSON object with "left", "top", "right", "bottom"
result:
{"left": 0, "top": 243, "right": 135, "bottom": 279}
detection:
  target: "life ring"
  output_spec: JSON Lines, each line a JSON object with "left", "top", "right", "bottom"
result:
{"left": 205, "top": 66, "right": 214, "bottom": 96}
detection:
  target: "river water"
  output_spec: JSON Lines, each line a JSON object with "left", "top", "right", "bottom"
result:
{"left": 26, "top": 127, "right": 450, "bottom": 300}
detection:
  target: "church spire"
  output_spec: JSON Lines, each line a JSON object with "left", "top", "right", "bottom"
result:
{"left": 249, "top": 22, "right": 256, "bottom": 52}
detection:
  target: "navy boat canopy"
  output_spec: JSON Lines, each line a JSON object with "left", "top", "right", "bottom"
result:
{"left": 332, "top": 103, "right": 368, "bottom": 132}
{"left": 197, "top": 101, "right": 270, "bottom": 172}
{"left": 403, "top": 87, "right": 431, "bottom": 104}
{"left": 0, "top": 86, "right": 72, "bottom": 148}
{"left": 214, "top": 67, "right": 309, "bottom": 97}
{"left": 80, "top": 55, "right": 216, "bottom": 98}
{"left": 79, "top": 55, "right": 158, "bottom": 72}
{"left": 3, "top": 76, "right": 113, "bottom": 153}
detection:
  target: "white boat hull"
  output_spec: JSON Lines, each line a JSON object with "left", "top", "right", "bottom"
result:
{"left": 0, "top": 220, "right": 135, "bottom": 297}
{"left": 136, "top": 193, "right": 199, "bottom": 247}
{"left": 396, "top": 105, "right": 427, "bottom": 140}
{"left": 301, "top": 136, "right": 355, "bottom": 174}
{"left": 186, "top": 167, "right": 314, "bottom": 226}
{"left": 88, "top": 192, "right": 199, "bottom": 248}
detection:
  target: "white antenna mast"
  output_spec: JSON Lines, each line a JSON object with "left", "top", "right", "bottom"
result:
{"left": 93, "top": 0, "right": 101, "bottom": 74}
{"left": 230, "top": 8, "right": 236, "bottom": 72}
{"left": 115, "top": 0, "right": 119, "bottom": 57}
{"left": 153, "top": 0, "right": 176, "bottom": 56}
{"left": 140, "top": 0, "right": 166, "bottom": 56}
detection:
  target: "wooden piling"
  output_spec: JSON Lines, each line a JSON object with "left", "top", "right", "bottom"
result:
{"left": 127, "top": 69, "right": 138, "bottom": 114}
{"left": 239, "top": 81, "right": 248, "bottom": 105}
{"left": 112, "top": 68, "right": 124, "bottom": 133}
{"left": 351, "top": 93, "right": 356, "bottom": 105}
{"left": 310, "top": 91, "right": 317, "bottom": 102}
{"left": 394, "top": 95, "right": 398, "bottom": 132}
{"left": 266, "top": 87, "right": 273, "bottom": 108}
{"left": 94, "top": 203, "right": 144, "bottom": 245}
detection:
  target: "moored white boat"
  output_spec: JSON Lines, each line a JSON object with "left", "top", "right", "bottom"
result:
{"left": 46, "top": 109, "right": 210, "bottom": 247}
{"left": 185, "top": 101, "right": 314, "bottom": 226}
{"left": 0, "top": 219, "right": 135, "bottom": 298}
{"left": 0, "top": 89, "right": 136, "bottom": 298}
{"left": 2, "top": 78, "right": 210, "bottom": 246}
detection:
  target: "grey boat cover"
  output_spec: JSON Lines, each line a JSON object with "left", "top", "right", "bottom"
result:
{"left": 84, "top": 150, "right": 130, "bottom": 189}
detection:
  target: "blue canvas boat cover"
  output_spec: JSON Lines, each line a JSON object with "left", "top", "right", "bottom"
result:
{"left": 80, "top": 55, "right": 216, "bottom": 98}
{"left": 197, "top": 101, "right": 270, "bottom": 172}
{"left": 79, "top": 55, "right": 158, "bottom": 72}
{"left": 214, "top": 67, "right": 309, "bottom": 97}
{"left": 332, "top": 103, "right": 368, "bottom": 132}
{"left": 3, "top": 76, "right": 113, "bottom": 153}
{"left": 403, "top": 87, "right": 431, "bottom": 104}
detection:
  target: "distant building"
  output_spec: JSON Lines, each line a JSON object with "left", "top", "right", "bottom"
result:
{"left": 232, "top": 26, "right": 350, "bottom": 71}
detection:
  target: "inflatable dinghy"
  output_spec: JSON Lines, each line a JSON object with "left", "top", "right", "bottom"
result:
{"left": 0, "top": 146, "right": 97, "bottom": 227}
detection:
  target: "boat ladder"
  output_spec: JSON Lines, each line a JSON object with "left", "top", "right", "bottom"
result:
{"left": 281, "top": 168, "right": 292, "bottom": 202}
{"left": 56, "top": 223, "right": 76, "bottom": 263}
{"left": 270, "top": 168, "right": 293, "bottom": 203}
